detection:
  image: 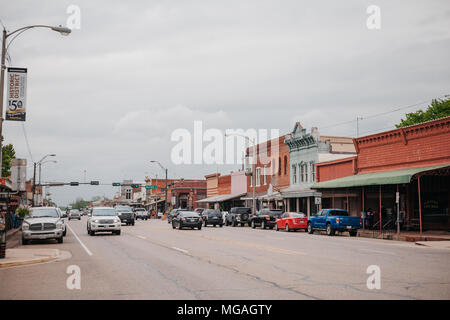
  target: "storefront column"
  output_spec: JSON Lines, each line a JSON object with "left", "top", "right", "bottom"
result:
{"left": 362, "top": 187, "right": 365, "bottom": 231}
{"left": 379, "top": 185, "right": 382, "bottom": 233}
{"left": 418, "top": 176, "right": 423, "bottom": 236}
{"left": 296, "top": 198, "right": 299, "bottom": 212}
{"left": 307, "top": 197, "right": 311, "bottom": 218}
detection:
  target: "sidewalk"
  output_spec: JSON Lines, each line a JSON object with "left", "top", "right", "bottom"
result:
{"left": 415, "top": 241, "right": 450, "bottom": 249}
{"left": 357, "top": 229, "right": 450, "bottom": 242}
{"left": 0, "top": 248, "right": 71, "bottom": 268}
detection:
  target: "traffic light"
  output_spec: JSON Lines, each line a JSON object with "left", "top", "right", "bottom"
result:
{"left": 112, "top": 183, "right": 120, "bottom": 186}
{"left": 90, "top": 181, "right": 99, "bottom": 185}
{"left": 131, "top": 184, "right": 140, "bottom": 188}
{"left": 70, "top": 182, "right": 79, "bottom": 186}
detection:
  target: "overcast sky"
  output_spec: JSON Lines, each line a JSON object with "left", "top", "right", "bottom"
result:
{"left": 2, "top": 0, "right": 450, "bottom": 206}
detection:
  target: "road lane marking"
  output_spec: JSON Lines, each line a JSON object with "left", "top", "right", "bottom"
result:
{"left": 66, "top": 224, "right": 93, "bottom": 256}
{"left": 147, "top": 225, "right": 304, "bottom": 256}
{"left": 172, "top": 247, "right": 189, "bottom": 254}
{"left": 137, "top": 235, "right": 147, "bottom": 240}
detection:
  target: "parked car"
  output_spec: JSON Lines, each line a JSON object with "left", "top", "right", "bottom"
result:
{"left": 226, "top": 207, "right": 252, "bottom": 227}
{"left": 202, "top": 209, "right": 224, "bottom": 227}
{"left": 115, "top": 205, "right": 135, "bottom": 225}
{"left": 56, "top": 208, "right": 67, "bottom": 236}
{"left": 307, "top": 209, "right": 361, "bottom": 236}
{"left": 134, "top": 208, "right": 149, "bottom": 220}
{"left": 21, "top": 207, "right": 65, "bottom": 245}
{"left": 194, "top": 208, "right": 205, "bottom": 216}
{"left": 249, "top": 209, "right": 283, "bottom": 229}
{"left": 172, "top": 211, "right": 203, "bottom": 230}
{"left": 87, "top": 207, "right": 121, "bottom": 236}
{"left": 68, "top": 209, "right": 81, "bottom": 220}
{"left": 168, "top": 208, "right": 187, "bottom": 224}
{"left": 275, "top": 212, "right": 307, "bottom": 232}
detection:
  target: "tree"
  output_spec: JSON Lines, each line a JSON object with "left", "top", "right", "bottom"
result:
{"left": 1, "top": 136, "right": 16, "bottom": 177}
{"left": 70, "top": 197, "right": 91, "bottom": 210}
{"left": 396, "top": 98, "right": 450, "bottom": 128}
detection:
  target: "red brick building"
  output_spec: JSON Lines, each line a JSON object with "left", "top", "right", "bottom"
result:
{"left": 243, "top": 135, "right": 290, "bottom": 211}
{"left": 198, "top": 172, "right": 246, "bottom": 210}
{"left": 170, "top": 179, "right": 207, "bottom": 210}
{"left": 314, "top": 116, "right": 450, "bottom": 232}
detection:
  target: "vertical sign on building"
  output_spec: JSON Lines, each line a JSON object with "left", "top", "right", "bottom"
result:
{"left": 6, "top": 67, "right": 27, "bottom": 121}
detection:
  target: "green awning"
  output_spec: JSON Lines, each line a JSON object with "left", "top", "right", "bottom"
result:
{"left": 312, "top": 164, "right": 449, "bottom": 189}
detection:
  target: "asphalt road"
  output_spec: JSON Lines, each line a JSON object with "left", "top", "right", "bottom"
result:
{"left": 1, "top": 216, "right": 449, "bottom": 300}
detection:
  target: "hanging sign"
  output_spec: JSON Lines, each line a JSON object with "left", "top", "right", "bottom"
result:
{"left": 6, "top": 67, "right": 27, "bottom": 121}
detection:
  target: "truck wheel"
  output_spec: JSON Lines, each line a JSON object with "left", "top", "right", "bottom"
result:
{"left": 22, "top": 237, "right": 29, "bottom": 245}
{"left": 275, "top": 224, "right": 279, "bottom": 231}
{"left": 172, "top": 222, "right": 176, "bottom": 229}
{"left": 307, "top": 223, "right": 314, "bottom": 234}
{"left": 204, "top": 221, "right": 207, "bottom": 227}
{"left": 326, "top": 224, "right": 335, "bottom": 236}
{"left": 349, "top": 230, "right": 357, "bottom": 237}
{"left": 57, "top": 236, "right": 63, "bottom": 244}
{"left": 251, "top": 220, "right": 256, "bottom": 229}
{"left": 261, "top": 221, "right": 266, "bottom": 229}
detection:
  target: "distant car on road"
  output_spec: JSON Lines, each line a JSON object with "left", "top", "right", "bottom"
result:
{"left": 21, "top": 207, "right": 65, "bottom": 245}
{"left": 226, "top": 207, "right": 252, "bottom": 227}
{"left": 87, "top": 207, "right": 121, "bottom": 236}
{"left": 68, "top": 209, "right": 81, "bottom": 220}
{"left": 275, "top": 212, "right": 307, "bottom": 232}
{"left": 167, "top": 208, "right": 187, "bottom": 224}
{"left": 307, "top": 209, "right": 361, "bottom": 236}
{"left": 134, "top": 208, "right": 149, "bottom": 220}
{"left": 172, "top": 211, "right": 203, "bottom": 230}
{"left": 249, "top": 209, "right": 283, "bottom": 229}
{"left": 202, "top": 209, "right": 223, "bottom": 227}
{"left": 115, "top": 205, "right": 135, "bottom": 226}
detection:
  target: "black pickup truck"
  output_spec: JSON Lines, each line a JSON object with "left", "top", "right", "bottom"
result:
{"left": 226, "top": 207, "right": 252, "bottom": 227}
{"left": 115, "top": 205, "right": 135, "bottom": 226}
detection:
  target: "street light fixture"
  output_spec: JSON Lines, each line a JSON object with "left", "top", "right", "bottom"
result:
{"left": 0, "top": 25, "right": 70, "bottom": 174}
{"left": 150, "top": 161, "right": 168, "bottom": 213}
{"left": 225, "top": 133, "right": 257, "bottom": 215}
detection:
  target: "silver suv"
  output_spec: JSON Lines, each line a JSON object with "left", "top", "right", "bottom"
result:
{"left": 87, "top": 207, "right": 121, "bottom": 236}
{"left": 21, "top": 207, "right": 65, "bottom": 245}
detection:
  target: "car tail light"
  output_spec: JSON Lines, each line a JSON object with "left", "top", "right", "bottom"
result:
{"left": 265, "top": 216, "right": 270, "bottom": 220}
{"left": 336, "top": 218, "right": 340, "bottom": 223}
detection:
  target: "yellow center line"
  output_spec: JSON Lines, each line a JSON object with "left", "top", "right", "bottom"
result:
{"left": 146, "top": 225, "right": 305, "bottom": 256}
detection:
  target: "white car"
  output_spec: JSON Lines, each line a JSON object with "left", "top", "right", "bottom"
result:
{"left": 87, "top": 207, "right": 121, "bottom": 236}
{"left": 56, "top": 208, "right": 67, "bottom": 236}
{"left": 134, "top": 208, "right": 149, "bottom": 220}
{"left": 22, "top": 207, "right": 65, "bottom": 244}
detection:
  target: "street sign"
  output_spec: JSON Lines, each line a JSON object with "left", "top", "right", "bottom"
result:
{"left": 315, "top": 197, "right": 321, "bottom": 205}
{"left": 145, "top": 185, "right": 157, "bottom": 189}
{"left": 70, "top": 182, "right": 79, "bottom": 186}
{"left": 90, "top": 181, "right": 99, "bottom": 185}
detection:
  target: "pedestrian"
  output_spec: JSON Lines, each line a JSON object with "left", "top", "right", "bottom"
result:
{"left": 366, "top": 208, "right": 373, "bottom": 229}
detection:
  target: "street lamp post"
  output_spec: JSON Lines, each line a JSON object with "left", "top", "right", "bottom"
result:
{"left": 32, "top": 154, "right": 56, "bottom": 206}
{"left": 150, "top": 161, "right": 168, "bottom": 213}
{"left": 0, "top": 25, "right": 70, "bottom": 173}
{"left": 225, "top": 133, "right": 257, "bottom": 215}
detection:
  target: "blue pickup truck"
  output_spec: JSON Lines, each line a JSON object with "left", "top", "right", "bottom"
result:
{"left": 307, "top": 209, "right": 361, "bottom": 236}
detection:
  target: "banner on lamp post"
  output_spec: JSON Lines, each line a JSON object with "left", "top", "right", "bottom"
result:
{"left": 6, "top": 67, "right": 27, "bottom": 121}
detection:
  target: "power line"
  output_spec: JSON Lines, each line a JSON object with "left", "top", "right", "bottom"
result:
{"left": 21, "top": 123, "right": 34, "bottom": 162}
{"left": 319, "top": 93, "right": 449, "bottom": 131}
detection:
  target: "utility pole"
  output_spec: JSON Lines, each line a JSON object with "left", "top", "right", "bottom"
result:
{"left": 32, "top": 162, "right": 36, "bottom": 206}
{"left": 356, "top": 116, "right": 363, "bottom": 137}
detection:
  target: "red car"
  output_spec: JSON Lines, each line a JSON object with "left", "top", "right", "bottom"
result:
{"left": 275, "top": 212, "right": 308, "bottom": 232}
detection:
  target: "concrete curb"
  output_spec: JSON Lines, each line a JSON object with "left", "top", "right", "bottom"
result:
{"left": 0, "top": 249, "right": 71, "bottom": 269}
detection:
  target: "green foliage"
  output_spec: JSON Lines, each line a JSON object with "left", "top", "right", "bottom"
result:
{"left": 70, "top": 197, "right": 91, "bottom": 210}
{"left": 1, "top": 136, "right": 16, "bottom": 177}
{"left": 396, "top": 98, "right": 450, "bottom": 128}
{"left": 16, "top": 207, "right": 29, "bottom": 218}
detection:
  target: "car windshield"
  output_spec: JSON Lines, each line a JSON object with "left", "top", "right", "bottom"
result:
{"left": 181, "top": 212, "right": 199, "bottom": 218}
{"left": 290, "top": 213, "right": 305, "bottom": 218}
{"left": 93, "top": 208, "right": 117, "bottom": 216}
{"left": 30, "top": 208, "right": 59, "bottom": 218}
{"left": 328, "top": 210, "right": 349, "bottom": 216}
{"left": 70, "top": 209, "right": 80, "bottom": 213}
{"left": 116, "top": 206, "right": 132, "bottom": 212}
{"left": 265, "top": 210, "right": 283, "bottom": 216}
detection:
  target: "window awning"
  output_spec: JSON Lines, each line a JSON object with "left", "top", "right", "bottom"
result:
{"left": 312, "top": 164, "right": 450, "bottom": 189}
{"left": 196, "top": 192, "right": 247, "bottom": 203}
